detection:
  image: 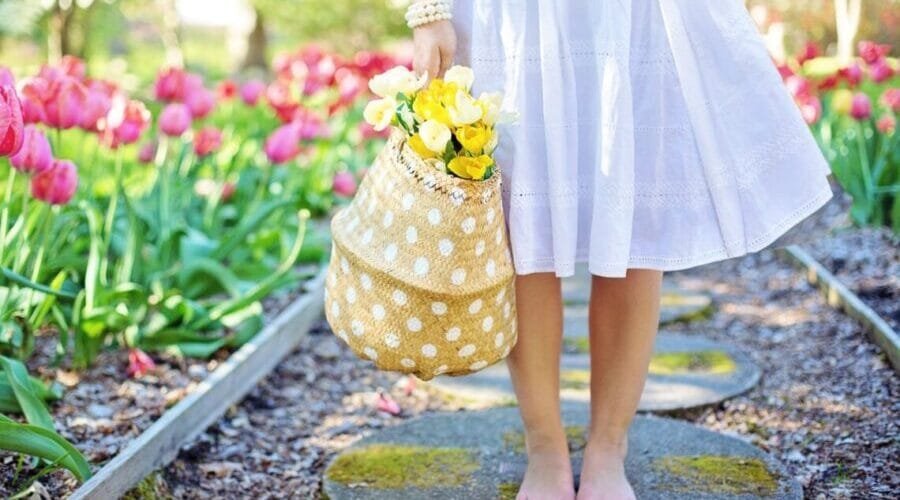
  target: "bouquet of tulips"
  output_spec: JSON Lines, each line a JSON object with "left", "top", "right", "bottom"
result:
{"left": 362, "top": 65, "right": 506, "bottom": 181}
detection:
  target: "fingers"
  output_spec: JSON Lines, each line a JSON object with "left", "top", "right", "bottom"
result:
{"left": 413, "top": 46, "right": 440, "bottom": 81}
{"left": 439, "top": 45, "right": 454, "bottom": 77}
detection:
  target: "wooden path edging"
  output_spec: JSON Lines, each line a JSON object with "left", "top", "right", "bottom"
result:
{"left": 781, "top": 245, "right": 900, "bottom": 372}
{"left": 70, "top": 268, "right": 328, "bottom": 499}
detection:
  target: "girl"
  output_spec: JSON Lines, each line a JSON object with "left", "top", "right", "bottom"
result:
{"left": 408, "top": 1, "right": 833, "bottom": 498}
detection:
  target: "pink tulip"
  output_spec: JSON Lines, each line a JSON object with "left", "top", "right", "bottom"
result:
{"left": 58, "top": 55, "right": 86, "bottom": 80}
{"left": 291, "top": 107, "right": 327, "bottom": 140}
{"left": 194, "top": 179, "right": 236, "bottom": 201}
{"left": 31, "top": 159, "right": 78, "bottom": 205}
{"left": 798, "top": 96, "right": 822, "bottom": 125}
{"left": 375, "top": 393, "right": 401, "bottom": 416}
{"left": 796, "top": 42, "right": 820, "bottom": 66}
{"left": 358, "top": 120, "right": 390, "bottom": 141}
{"left": 154, "top": 67, "right": 188, "bottom": 102}
{"left": 264, "top": 123, "right": 301, "bottom": 164}
{"left": 193, "top": 126, "right": 222, "bottom": 157}
{"left": 0, "top": 67, "right": 14, "bottom": 87}
{"left": 112, "top": 99, "right": 151, "bottom": 146}
{"left": 849, "top": 93, "right": 872, "bottom": 121}
{"left": 42, "top": 76, "right": 87, "bottom": 130}
{"left": 184, "top": 87, "right": 216, "bottom": 119}
{"left": 79, "top": 84, "right": 113, "bottom": 132}
{"left": 785, "top": 75, "right": 812, "bottom": 99}
{"left": 126, "top": 348, "right": 156, "bottom": 378}
{"left": 332, "top": 171, "right": 357, "bottom": 197}
{"left": 877, "top": 115, "right": 896, "bottom": 135}
{"left": 19, "top": 79, "right": 47, "bottom": 124}
{"left": 0, "top": 85, "right": 24, "bottom": 157}
{"left": 266, "top": 79, "right": 299, "bottom": 123}
{"left": 881, "top": 88, "right": 900, "bottom": 112}
{"left": 869, "top": 60, "right": 895, "bottom": 84}
{"left": 10, "top": 125, "right": 52, "bottom": 173}
{"left": 839, "top": 63, "right": 863, "bottom": 87}
{"left": 817, "top": 74, "right": 840, "bottom": 92}
{"left": 138, "top": 141, "right": 157, "bottom": 164}
{"left": 858, "top": 40, "right": 891, "bottom": 65}
{"left": 217, "top": 80, "right": 237, "bottom": 100}
{"left": 158, "top": 103, "right": 192, "bottom": 137}
{"left": 239, "top": 80, "right": 266, "bottom": 106}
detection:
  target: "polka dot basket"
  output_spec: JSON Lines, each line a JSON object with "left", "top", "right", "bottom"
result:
{"left": 325, "top": 131, "right": 517, "bottom": 380}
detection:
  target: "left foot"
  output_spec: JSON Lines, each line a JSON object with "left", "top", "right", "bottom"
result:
{"left": 575, "top": 441, "right": 635, "bottom": 500}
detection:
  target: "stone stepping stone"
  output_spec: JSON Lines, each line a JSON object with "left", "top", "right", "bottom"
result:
{"left": 563, "top": 288, "right": 713, "bottom": 327}
{"left": 425, "top": 333, "right": 761, "bottom": 412}
{"left": 323, "top": 406, "right": 800, "bottom": 500}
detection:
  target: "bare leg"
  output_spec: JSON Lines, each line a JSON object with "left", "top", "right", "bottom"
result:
{"left": 576, "top": 269, "right": 663, "bottom": 500}
{"left": 508, "top": 273, "right": 575, "bottom": 500}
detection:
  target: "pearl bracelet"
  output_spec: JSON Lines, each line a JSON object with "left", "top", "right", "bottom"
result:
{"left": 406, "top": 0, "right": 453, "bottom": 29}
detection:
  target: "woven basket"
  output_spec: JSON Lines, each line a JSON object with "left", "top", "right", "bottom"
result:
{"left": 324, "top": 131, "right": 517, "bottom": 380}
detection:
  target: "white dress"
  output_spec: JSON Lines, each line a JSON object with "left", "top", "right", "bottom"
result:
{"left": 452, "top": 0, "right": 834, "bottom": 278}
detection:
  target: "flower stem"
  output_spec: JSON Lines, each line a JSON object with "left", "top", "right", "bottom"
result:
{"left": 0, "top": 165, "right": 16, "bottom": 268}
{"left": 855, "top": 122, "right": 875, "bottom": 215}
{"left": 100, "top": 150, "right": 124, "bottom": 286}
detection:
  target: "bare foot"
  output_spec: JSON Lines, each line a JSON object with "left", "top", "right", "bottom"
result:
{"left": 575, "top": 442, "right": 635, "bottom": 500}
{"left": 516, "top": 450, "right": 576, "bottom": 500}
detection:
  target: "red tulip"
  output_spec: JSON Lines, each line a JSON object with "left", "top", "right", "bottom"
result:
{"left": 138, "top": 141, "right": 157, "bottom": 164}
{"left": 266, "top": 79, "right": 299, "bottom": 123}
{"left": 154, "top": 67, "right": 188, "bottom": 102}
{"left": 798, "top": 96, "right": 822, "bottom": 125}
{"left": 184, "top": 87, "right": 216, "bottom": 119}
{"left": 264, "top": 122, "right": 301, "bottom": 164}
{"left": 31, "top": 158, "right": 77, "bottom": 205}
{"left": 0, "top": 67, "right": 14, "bottom": 87}
{"left": 332, "top": 171, "right": 357, "bottom": 197}
{"left": 839, "top": 63, "right": 863, "bottom": 87}
{"left": 217, "top": 80, "right": 237, "bottom": 100}
{"left": 869, "top": 60, "right": 895, "bottom": 84}
{"left": 10, "top": 125, "right": 52, "bottom": 173}
{"left": 158, "top": 103, "right": 192, "bottom": 137}
{"left": 126, "top": 348, "right": 156, "bottom": 378}
{"left": 43, "top": 76, "right": 87, "bottom": 130}
{"left": 785, "top": 75, "right": 812, "bottom": 99}
{"left": 858, "top": 40, "right": 891, "bottom": 65}
{"left": 291, "top": 107, "right": 327, "bottom": 140}
{"left": 239, "top": 80, "right": 266, "bottom": 106}
{"left": 0, "top": 85, "right": 24, "bottom": 157}
{"left": 58, "top": 55, "right": 86, "bottom": 80}
{"left": 881, "top": 88, "right": 900, "bottom": 112}
{"left": 193, "top": 126, "right": 222, "bottom": 157}
{"left": 817, "top": 74, "right": 840, "bottom": 92}
{"left": 849, "top": 93, "right": 872, "bottom": 121}
{"left": 796, "top": 42, "right": 821, "bottom": 66}
{"left": 877, "top": 115, "right": 896, "bottom": 135}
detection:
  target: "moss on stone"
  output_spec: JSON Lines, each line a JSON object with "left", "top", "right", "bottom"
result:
{"left": 560, "top": 369, "right": 590, "bottom": 390}
{"left": 503, "top": 426, "right": 586, "bottom": 454}
{"left": 325, "top": 444, "right": 479, "bottom": 489}
{"left": 652, "top": 455, "right": 778, "bottom": 496}
{"left": 659, "top": 292, "right": 714, "bottom": 324}
{"left": 122, "top": 472, "right": 169, "bottom": 500}
{"left": 497, "top": 482, "right": 520, "bottom": 499}
{"left": 648, "top": 350, "right": 736, "bottom": 375}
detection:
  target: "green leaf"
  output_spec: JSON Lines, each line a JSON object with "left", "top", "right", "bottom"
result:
{"left": 0, "top": 418, "right": 92, "bottom": 482}
{"left": 211, "top": 199, "right": 295, "bottom": 260}
{"left": 0, "top": 268, "right": 77, "bottom": 300}
{"left": 0, "top": 356, "right": 54, "bottom": 432}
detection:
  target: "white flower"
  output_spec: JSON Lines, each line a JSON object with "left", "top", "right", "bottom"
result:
{"left": 424, "top": 158, "right": 447, "bottom": 172}
{"left": 364, "top": 97, "right": 397, "bottom": 131}
{"left": 444, "top": 66, "right": 475, "bottom": 91}
{"left": 419, "top": 119, "right": 452, "bottom": 153}
{"left": 448, "top": 91, "right": 484, "bottom": 126}
{"left": 484, "top": 129, "right": 499, "bottom": 154}
{"left": 478, "top": 92, "right": 503, "bottom": 126}
{"left": 368, "top": 66, "right": 428, "bottom": 98}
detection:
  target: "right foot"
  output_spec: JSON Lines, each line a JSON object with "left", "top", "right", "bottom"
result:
{"left": 516, "top": 451, "right": 576, "bottom": 500}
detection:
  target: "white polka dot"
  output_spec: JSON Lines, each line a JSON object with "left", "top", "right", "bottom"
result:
{"left": 384, "top": 333, "right": 400, "bottom": 349}
{"left": 475, "top": 240, "right": 485, "bottom": 256}
{"left": 392, "top": 289, "right": 407, "bottom": 306}
{"left": 402, "top": 193, "right": 415, "bottom": 210}
{"left": 337, "top": 330, "right": 349, "bottom": 342}
{"left": 495, "top": 332, "right": 504, "bottom": 347}
{"left": 372, "top": 304, "right": 385, "bottom": 320}
{"left": 421, "top": 344, "right": 437, "bottom": 358}
{"left": 414, "top": 257, "right": 430, "bottom": 276}
{"left": 502, "top": 345, "right": 512, "bottom": 357}
{"left": 458, "top": 344, "right": 476, "bottom": 358}
{"left": 351, "top": 320, "right": 364, "bottom": 336}
{"left": 364, "top": 347, "right": 378, "bottom": 360}
{"left": 434, "top": 365, "right": 449, "bottom": 375}
{"left": 445, "top": 327, "right": 461, "bottom": 341}
{"left": 495, "top": 289, "right": 506, "bottom": 304}
{"left": 486, "top": 207, "right": 496, "bottom": 224}
{"left": 340, "top": 257, "right": 350, "bottom": 274}
{"left": 384, "top": 243, "right": 398, "bottom": 262}
{"left": 470, "top": 360, "right": 488, "bottom": 371}
{"left": 486, "top": 259, "right": 496, "bottom": 277}
{"left": 451, "top": 268, "right": 466, "bottom": 285}
{"left": 367, "top": 198, "right": 377, "bottom": 215}
{"left": 503, "top": 301, "right": 511, "bottom": 319}
{"left": 400, "top": 358, "right": 416, "bottom": 368}
{"left": 360, "top": 273, "right": 373, "bottom": 291}
{"left": 495, "top": 227, "right": 503, "bottom": 244}
{"left": 406, "top": 226, "right": 418, "bottom": 244}
{"left": 438, "top": 239, "right": 454, "bottom": 256}
{"left": 407, "top": 317, "right": 422, "bottom": 332}
{"left": 345, "top": 287, "right": 357, "bottom": 304}
{"left": 423, "top": 174, "right": 437, "bottom": 190}
{"left": 449, "top": 188, "right": 466, "bottom": 206}
{"left": 431, "top": 302, "right": 448, "bottom": 315}
{"left": 331, "top": 301, "right": 340, "bottom": 317}
{"left": 428, "top": 208, "right": 442, "bottom": 225}
{"left": 361, "top": 228, "right": 374, "bottom": 245}
{"left": 461, "top": 217, "right": 476, "bottom": 234}
{"left": 468, "top": 299, "right": 483, "bottom": 314}
{"left": 382, "top": 210, "right": 394, "bottom": 228}
{"left": 482, "top": 316, "right": 494, "bottom": 332}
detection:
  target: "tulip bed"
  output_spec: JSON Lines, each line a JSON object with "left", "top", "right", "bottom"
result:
{"left": 0, "top": 46, "right": 396, "bottom": 490}
{"left": 782, "top": 40, "right": 900, "bottom": 231}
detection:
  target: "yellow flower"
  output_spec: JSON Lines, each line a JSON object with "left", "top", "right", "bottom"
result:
{"left": 419, "top": 120, "right": 452, "bottom": 153}
{"left": 413, "top": 91, "right": 452, "bottom": 126}
{"left": 831, "top": 89, "right": 854, "bottom": 115}
{"left": 363, "top": 97, "right": 397, "bottom": 131}
{"left": 456, "top": 124, "right": 492, "bottom": 154}
{"left": 448, "top": 155, "right": 493, "bottom": 180}
{"left": 448, "top": 90, "right": 483, "bottom": 127}
{"left": 408, "top": 133, "right": 438, "bottom": 159}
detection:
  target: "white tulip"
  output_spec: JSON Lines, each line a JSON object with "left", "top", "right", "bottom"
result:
{"left": 448, "top": 91, "right": 484, "bottom": 126}
{"left": 364, "top": 97, "right": 397, "bottom": 131}
{"left": 478, "top": 92, "right": 504, "bottom": 126}
{"left": 419, "top": 120, "right": 452, "bottom": 153}
{"left": 444, "top": 66, "right": 475, "bottom": 91}
{"left": 368, "top": 66, "right": 428, "bottom": 98}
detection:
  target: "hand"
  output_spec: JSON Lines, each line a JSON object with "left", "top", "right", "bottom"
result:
{"left": 413, "top": 19, "right": 457, "bottom": 80}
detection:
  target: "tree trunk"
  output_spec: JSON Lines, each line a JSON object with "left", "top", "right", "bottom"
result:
{"left": 242, "top": 8, "right": 268, "bottom": 71}
{"left": 157, "top": 0, "right": 184, "bottom": 68}
{"left": 47, "top": 1, "right": 75, "bottom": 63}
{"left": 835, "top": 0, "right": 863, "bottom": 62}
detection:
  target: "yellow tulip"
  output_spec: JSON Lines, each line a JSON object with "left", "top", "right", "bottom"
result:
{"left": 456, "top": 124, "right": 491, "bottom": 154}
{"left": 408, "top": 134, "right": 438, "bottom": 159}
{"left": 831, "top": 89, "right": 854, "bottom": 115}
{"left": 448, "top": 155, "right": 493, "bottom": 180}
{"left": 413, "top": 91, "right": 452, "bottom": 126}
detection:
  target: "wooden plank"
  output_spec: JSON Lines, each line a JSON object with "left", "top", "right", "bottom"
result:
{"left": 71, "top": 269, "right": 327, "bottom": 500}
{"left": 780, "top": 245, "right": 900, "bottom": 372}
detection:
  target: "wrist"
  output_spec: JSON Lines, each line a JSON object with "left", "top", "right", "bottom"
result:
{"left": 406, "top": 0, "right": 453, "bottom": 29}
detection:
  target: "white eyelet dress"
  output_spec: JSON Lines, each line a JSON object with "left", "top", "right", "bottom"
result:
{"left": 452, "top": 0, "right": 834, "bottom": 278}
